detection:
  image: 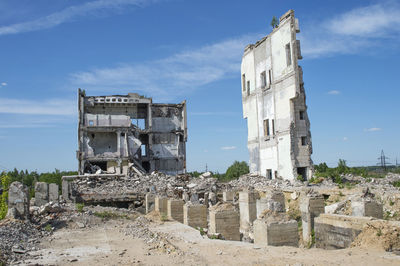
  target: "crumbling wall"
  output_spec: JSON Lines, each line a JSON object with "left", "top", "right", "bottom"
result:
{"left": 241, "top": 10, "right": 313, "bottom": 180}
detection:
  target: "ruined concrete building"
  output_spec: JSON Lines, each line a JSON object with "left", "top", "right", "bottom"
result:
{"left": 241, "top": 10, "right": 313, "bottom": 180}
{"left": 77, "top": 89, "right": 187, "bottom": 175}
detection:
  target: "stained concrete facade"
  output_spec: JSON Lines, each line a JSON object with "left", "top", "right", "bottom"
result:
{"left": 241, "top": 10, "right": 313, "bottom": 180}
{"left": 77, "top": 89, "right": 187, "bottom": 175}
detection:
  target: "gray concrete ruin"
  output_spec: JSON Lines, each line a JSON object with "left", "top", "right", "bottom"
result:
{"left": 241, "top": 10, "right": 313, "bottom": 180}
{"left": 77, "top": 89, "right": 187, "bottom": 175}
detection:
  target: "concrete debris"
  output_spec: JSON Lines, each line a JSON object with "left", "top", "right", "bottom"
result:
{"left": 7, "top": 181, "right": 30, "bottom": 220}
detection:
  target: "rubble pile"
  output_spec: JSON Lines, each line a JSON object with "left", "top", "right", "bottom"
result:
{"left": 0, "top": 219, "right": 49, "bottom": 264}
{"left": 122, "top": 216, "right": 182, "bottom": 255}
{"left": 73, "top": 171, "right": 218, "bottom": 198}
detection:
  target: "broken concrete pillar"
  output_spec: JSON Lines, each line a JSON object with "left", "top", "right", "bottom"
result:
{"left": 208, "top": 192, "right": 216, "bottom": 206}
{"left": 256, "top": 191, "right": 285, "bottom": 218}
{"left": 239, "top": 191, "right": 258, "bottom": 231}
{"left": 351, "top": 199, "right": 383, "bottom": 219}
{"left": 155, "top": 196, "right": 168, "bottom": 216}
{"left": 209, "top": 203, "right": 240, "bottom": 241}
{"left": 203, "top": 192, "right": 209, "bottom": 207}
{"left": 315, "top": 214, "right": 374, "bottom": 249}
{"left": 183, "top": 203, "right": 207, "bottom": 229}
{"left": 182, "top": 192, "right": 189, "bottom": 202}
{"left": 253, "top": 217, "right": 298, "bottom": 247}
{"left": 34, "top": 182, "right": 49, "bottom": 206}
{"left": 168, "top": 199, "right": 184, "bottom": 223}
{"left": 300, "top": 193, "right": 325, "bottom": 244}
{"left": 145, "top": 193, "right": 155, "bottom": 214}
{"left": 48, "top": 183, "right": 59, "bottom": 202}
{"left": 223, "top": 191, "right": 235, "bottom": 202}
{"left": 7, "top": 182, "right": 30, "bottom": 220}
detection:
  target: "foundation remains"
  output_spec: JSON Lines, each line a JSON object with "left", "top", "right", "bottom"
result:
{"left": 209, "top": 203, "right": 240, "bottom": 241}
{"left": 300, "top": 193, "right": 325, "bottom": 243}
{"left": 253, "top": 212, "right": 298, "bottom": 247}
{"left": 145, "top": 193, "right": 155, "bottom": 214}
{"left": 239, "top": 191, "right": 258, "bottom": 231}
{"left": 7, "top": 182, "right": 29, "bottom": 220}
{"left": 351, "top": 199, "right": 383, "bottom": 219}
{"left": 241, "top": 10, "right": 313, "bottom": 180}
{"left": 167, "top": 199, "right": 184, "bottom": 223}
{"left": 77, "top": 89, "right": 187, "bottom": 176}
{"left": 155, "top": 196, "right": 168, "bottom": 216}
{"left": 183, "top": 203, "right": 207, "bottom": 229}
{"left": 314, "top": 214, "right": 375, "bottom": 249}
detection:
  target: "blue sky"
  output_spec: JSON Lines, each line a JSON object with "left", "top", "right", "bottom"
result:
{"left": 0, "top": 0, "right": 399, "bottom": 173}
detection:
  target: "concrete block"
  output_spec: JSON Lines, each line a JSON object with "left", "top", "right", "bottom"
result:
{"left": 314, "top": 214, "right": 374, "bottom": 249}
{"left": 48, "top": 183, "right": 59, "bottom": 202}
{"left": 253, "top": 219, "right": 298, "bottom": 247}
{"left": 145, "top": 193, "right": 155, "bottom": 214}
{"left": 155, "top": 196, "right": 168, "bottom": 216}
{"left": 34, "top": 182, "right": 49, "bottom": 206}
{"left": 256, "top": 191, "right": 285, "bottom": 218}
{"left": 351, "top": 200, "right": 383, "bottom": 219}
{"left": 239, "top": 191, "right": 258, "bottom": 231}
{"left": 223, "top": 191, "right": 234, "bottom": 202}
{"left": 209, "top": 204, "right": 240, "bottom": 241}
{"left": 300, "top": 194, "right": 325, "bottom": 243}
{"left": 168, "top": 199, "right": 184, "bottom": 223}
{"left": 183, "top": 203, "right": 207, "bottom": 229}
{"left": 7, "top": 182, "right": 30, "bottom": 220}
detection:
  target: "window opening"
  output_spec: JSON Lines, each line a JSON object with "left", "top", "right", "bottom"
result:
{"left": 285, "top": 43, "right": 292, "bottom": 66}
{"left": 264, "top": 119, "right": 270, "bottom": 137}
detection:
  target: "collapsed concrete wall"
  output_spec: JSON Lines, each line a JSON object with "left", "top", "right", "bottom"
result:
{"left": 7, "top": 181, "right": 30, "bottom": 220}
{"left": 241, "top": 10, "right": 313, "bottom": 180}
{"left": 77, "top": 90, "right": 187, "bottom": 176}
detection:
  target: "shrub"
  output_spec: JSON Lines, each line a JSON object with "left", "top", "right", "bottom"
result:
{"left": 224, "top": 161, "right": 249, "bottom": 181}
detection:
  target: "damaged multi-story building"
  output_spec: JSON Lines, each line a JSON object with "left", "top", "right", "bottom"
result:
{"left": 241, "top": 10, "right": 313, "bottom": 180}
{"left": 77, "top": 89, "right": 187, "bottom": 176}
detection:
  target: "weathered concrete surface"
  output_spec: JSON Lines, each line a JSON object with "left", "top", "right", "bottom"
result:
{"left": 7, "top": 181, "right": 30, "bottom": 220}
{"left": 314, "top": 214, "right": 375, "bottom": 249}
{"left": 300, "top": 194, "right": 324, "bottom": 243}
{"left": 239, "top": 191, "right": 258, "bottom": 231}
{"left": 351, "top": 199, "right": 383, "bottom": 219}
{"left": 209, "top": 203, "right": 240, "bottom": 241}
{"left": 167, "top": 199, "right": 184, "bottom": 223}
{"left": 145, "top": 193, "right": 155, "bottom": 214}
{"left": 253, "top": 218, "right": 298, "bottom": 247}
{"left": 257, "top": 191, "right": 285, "bottom": 218}
{"left": 183, "top": 203, "right": 207, "bottom": 229}
{"left": 155, "top": 197, "right": 168, "bottom": 216}
{"left": 223, "top": 191, "right": 235, "bottom": 202}
{"left": 35, "top": 182, "right": 49, "bottom": 207}
{"left": 49, "top": 183, "right": 59, "bottom": 202}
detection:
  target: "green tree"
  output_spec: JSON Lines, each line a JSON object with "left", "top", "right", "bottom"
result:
{"left": 270, "top": 16, "right": 279, "bottom": 29}
{"left": 225, "top": 161, "right": 249, "bottom": 181}
{"left": 315, "top": 162, "right": 328, "bottom": 173}
{"left": 0, "top": 174, "right": 11, "bottom": 219}
{"left": 337, "top": 159, "right": 348, "bottom": 174}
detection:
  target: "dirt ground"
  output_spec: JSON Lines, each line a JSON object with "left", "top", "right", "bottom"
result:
{"left": 20, "top": 216, "right": 400, "bottom": 266}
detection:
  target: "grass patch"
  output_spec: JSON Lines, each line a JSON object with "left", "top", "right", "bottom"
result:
{"left": 392, "top": 181, "right": 400, "bottom": 188}
{"left": 76, "top": 203, "right": 84, "bottom": 213}
{"left": 160, "top": 213, "right": 168, "bottom": 222}
{"left": 44, "top": 224, "right": 52, "bottom": 232}
{"left": 94, "top": 211, "right": 128, "bottom": 220}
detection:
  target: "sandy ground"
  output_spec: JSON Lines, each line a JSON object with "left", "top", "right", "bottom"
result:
{"left": 20, "top": 218, "right": 400, "bottom": 266}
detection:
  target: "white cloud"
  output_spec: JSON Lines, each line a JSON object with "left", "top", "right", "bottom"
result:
{"left": 343, "top": 137, "right": 348, "bottom": 141}
{"left": 365, "top": 127, "right": 382, "bottom": 132}
{"left": 1, "top": 82, "right": 7, "bottom": 86}
{"left": 221, "top": 146, "right": 237, "bottom": 150}
{"left": 301, "top": 2, "right": 400, "bottom": 58}
{"left": 328, "top": 90, "right": 340, "bottom": 95}
{"left": 0, "top": 98, "right": 75, "bottom": 115}
{"left": 0, "top": 0, "right": 160, "bottom": 36}
{"left": 71, "top": 34, "right": 260, "bottom": 101}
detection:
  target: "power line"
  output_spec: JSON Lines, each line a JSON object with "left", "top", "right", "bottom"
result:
{"left": 377, "top": 150, "right": 391, "bottom": 171}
